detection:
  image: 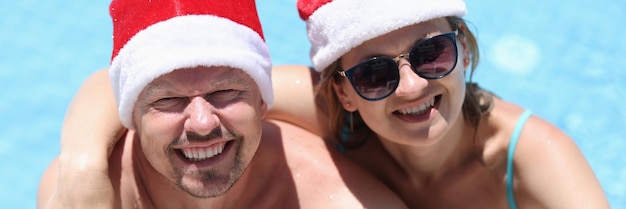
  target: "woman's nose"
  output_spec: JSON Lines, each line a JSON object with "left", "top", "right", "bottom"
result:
{"left": 394, "top": 61, "right": 428, "bottom": 97}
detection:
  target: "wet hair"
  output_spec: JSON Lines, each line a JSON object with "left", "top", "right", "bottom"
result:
{"left": 314, "top": 16, "right": 495, "bottom": 149}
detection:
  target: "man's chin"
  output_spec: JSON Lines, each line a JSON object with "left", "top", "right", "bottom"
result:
{"left": 177, "top": 170, "right": 243, "bottom": 198}
{"left": 179, "top": 181, "right": 231, "bottom": 198}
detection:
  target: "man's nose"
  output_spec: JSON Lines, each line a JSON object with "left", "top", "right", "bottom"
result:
{"left": 183, "top": 96, "right": 220, "bottom": 136}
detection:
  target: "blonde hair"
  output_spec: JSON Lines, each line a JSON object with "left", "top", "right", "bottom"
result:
{"left": 315, "top": 16, "right": 494, "bottom": 149}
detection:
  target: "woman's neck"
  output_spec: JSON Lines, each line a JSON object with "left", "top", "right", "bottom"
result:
{"left": 380, "top": 113, "right": 478, "bottom": 184}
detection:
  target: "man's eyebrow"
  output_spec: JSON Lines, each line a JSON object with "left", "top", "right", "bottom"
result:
{"left": 211, "top": 72, "right": 252, "bottom": 87}
{"left": 143, "top": 82, "right": 171, "bottom": 98}
{"left": 142, "top": 69, "right": 253, "bottom": 96}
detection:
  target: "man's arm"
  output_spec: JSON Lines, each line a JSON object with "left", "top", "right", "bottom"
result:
{"left": 266, "top": 65, "right": 327, "bottom": 136}
{"left": 37, "top": 69, "right": 124, "bottom": 209}
{"left": 37, "top": 156, "right": 116, "bottom": 209}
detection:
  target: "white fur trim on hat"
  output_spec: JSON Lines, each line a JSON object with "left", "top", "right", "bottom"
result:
{"left": 305, "top": 0, "right": 466, "bottom": 72}
{"left": 110, "top": 15, "right": 272, "bottom": 129}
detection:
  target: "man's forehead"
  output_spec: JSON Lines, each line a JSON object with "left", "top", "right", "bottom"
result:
{"left": 158, "top": 66, "right": 246, "bottom": 81}
{"left": 144, "top": 66, "right": 252, "bottom": 93}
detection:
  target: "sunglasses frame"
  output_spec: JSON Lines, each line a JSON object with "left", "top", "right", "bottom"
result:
{"left": 339, "top": 31, "right": 459, "bottom": 101}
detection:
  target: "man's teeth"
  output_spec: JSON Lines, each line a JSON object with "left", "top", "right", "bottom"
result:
{"left": 398, "top": 98, "right": 435, "bottom": 115}
{"left": 181, "top": 142, "right": 226, "bottom": 161}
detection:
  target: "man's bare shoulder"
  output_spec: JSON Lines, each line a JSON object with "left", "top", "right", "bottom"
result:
{"left": 262, "top": 119, "right": 331, "bottom": 159}
{"left": 109, "top": 130, "right": 159, "bottom": 209}
{"left": 260, "top": 119, "right": 408, "bottom": 209}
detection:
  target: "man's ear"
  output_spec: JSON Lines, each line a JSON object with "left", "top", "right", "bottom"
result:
{"left": 260, "top": 100, "right": 268, "bottom": 118}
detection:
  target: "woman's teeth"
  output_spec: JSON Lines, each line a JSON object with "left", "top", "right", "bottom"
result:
{"left": 398, "top": 98, "right": 435, "bottom": 115}
{"left": 181, "top": 142, "right": 226, "bottom": 161}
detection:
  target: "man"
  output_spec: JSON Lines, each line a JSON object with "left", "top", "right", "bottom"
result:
{"left": 37, "top": 0, "right": 407, "bottom": 208}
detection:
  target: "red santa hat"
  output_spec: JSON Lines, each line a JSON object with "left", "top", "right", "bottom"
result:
{"left": 297, "top": 0, "right": 467, "bottom": 72}
{"left": 109, "top": 0, "right": 272, "bottom": 129}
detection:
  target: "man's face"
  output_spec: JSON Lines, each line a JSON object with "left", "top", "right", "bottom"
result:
{"left": 133, "top": 66, "right": 267, "bottom": 198}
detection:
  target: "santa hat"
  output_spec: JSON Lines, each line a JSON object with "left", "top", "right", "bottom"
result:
{"left": 297, "top": 0, "right": 467, "bottom": 72}
{"left": 109, "top": 0, "right": 272, "bottom": 129}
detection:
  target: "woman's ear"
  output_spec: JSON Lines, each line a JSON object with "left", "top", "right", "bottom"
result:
{"left": 458, "top": 24, "right": 471, "bottom": 70}
{"left": 332, "top": 81, "right": 357, "bottom": 112}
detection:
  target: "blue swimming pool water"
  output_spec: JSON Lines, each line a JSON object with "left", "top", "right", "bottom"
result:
{"left": 0, "top": 0, "right": 623, "bottom": 208}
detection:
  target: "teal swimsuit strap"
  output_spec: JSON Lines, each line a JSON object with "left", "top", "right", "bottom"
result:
{"left": 506, "top": 109, "right": 533, "bottom": 209}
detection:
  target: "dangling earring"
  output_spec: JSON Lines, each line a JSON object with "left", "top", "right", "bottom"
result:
{"left": 344, "top": 103, "right": 354, "bottom": 132}
{"left": 349, "top": 111, "right": 354, "bottom": 132}
{"left": 338, "top": 110, "right": 367, "bottom": 150}
{"left": 340, "top": 111, "right": 353, "bottom": 146}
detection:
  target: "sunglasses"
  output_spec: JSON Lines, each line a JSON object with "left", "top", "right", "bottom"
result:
{"left": 339, "top": 31, "right": 459, "bottom": 101}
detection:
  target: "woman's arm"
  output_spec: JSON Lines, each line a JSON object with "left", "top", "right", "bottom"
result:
{"left": 266, "top": 65, "right": 328, "bottom": 137}
{"left": 37, "top": 69, "right": 125, "bottom": 209}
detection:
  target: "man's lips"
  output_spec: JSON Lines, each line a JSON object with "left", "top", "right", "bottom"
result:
{"left": 179, "top": 141, "right": 227, "bottom": 161}
{"left": 174, "top": 140, "right": 234, "bottom": 164}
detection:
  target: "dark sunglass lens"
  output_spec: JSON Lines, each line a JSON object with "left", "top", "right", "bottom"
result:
{"left": 351, "top": 58, "right": 399, "bottom": 100}
{"left": 409, "top": 35, "right": 457, "bottom": 78}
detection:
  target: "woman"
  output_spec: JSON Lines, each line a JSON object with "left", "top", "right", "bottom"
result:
{"left": 42, "top": 0, "right": 609, "bottom": 208}
{"left": 273, "top": 0, "right": 608, "bottom": 208}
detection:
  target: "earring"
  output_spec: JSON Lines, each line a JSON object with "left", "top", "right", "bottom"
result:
{"left": 464, "top": 58, "right": 470, "bottom": 65}
{"left": 349, "top": 111, "right": 353, "bottom": 132}
{"left": 340, "top": 111, "right": 353, "bottom": 146}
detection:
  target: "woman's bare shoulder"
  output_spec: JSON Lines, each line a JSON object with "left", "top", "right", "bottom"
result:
{"left": 476, "top": 98, "right": 526, "bottom": 168}
{"left": 484, "top": 98, "right": 609, "bottom": 208}
{"left": 486, "top": 98, "right": 576, "bottom": 161}
{"left": 478, "top": 98, "right": 571, "bottom": 171}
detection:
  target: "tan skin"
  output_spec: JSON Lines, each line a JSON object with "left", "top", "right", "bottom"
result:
{"left": 37, "top": 60, "right": 609, "bottom": 208}
{"left": 273, "top": 19, "right": 609, "bottom": 208}
{"left": 37, "top": 67, "right": 408, "bottom": 209}
{"left": 37, "top": 19, "right": 608, "bottom": 208}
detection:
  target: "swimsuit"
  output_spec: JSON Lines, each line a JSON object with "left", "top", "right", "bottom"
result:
{"left": 506, "top": 109, "right": 533, "bottom": 209}
{"left": 338, "top": 109, "right": 534, "bottom": 209}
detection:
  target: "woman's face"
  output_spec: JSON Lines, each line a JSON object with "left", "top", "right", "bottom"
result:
{"left": 336, "top": 18, "right": 468, "bottom": 146}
